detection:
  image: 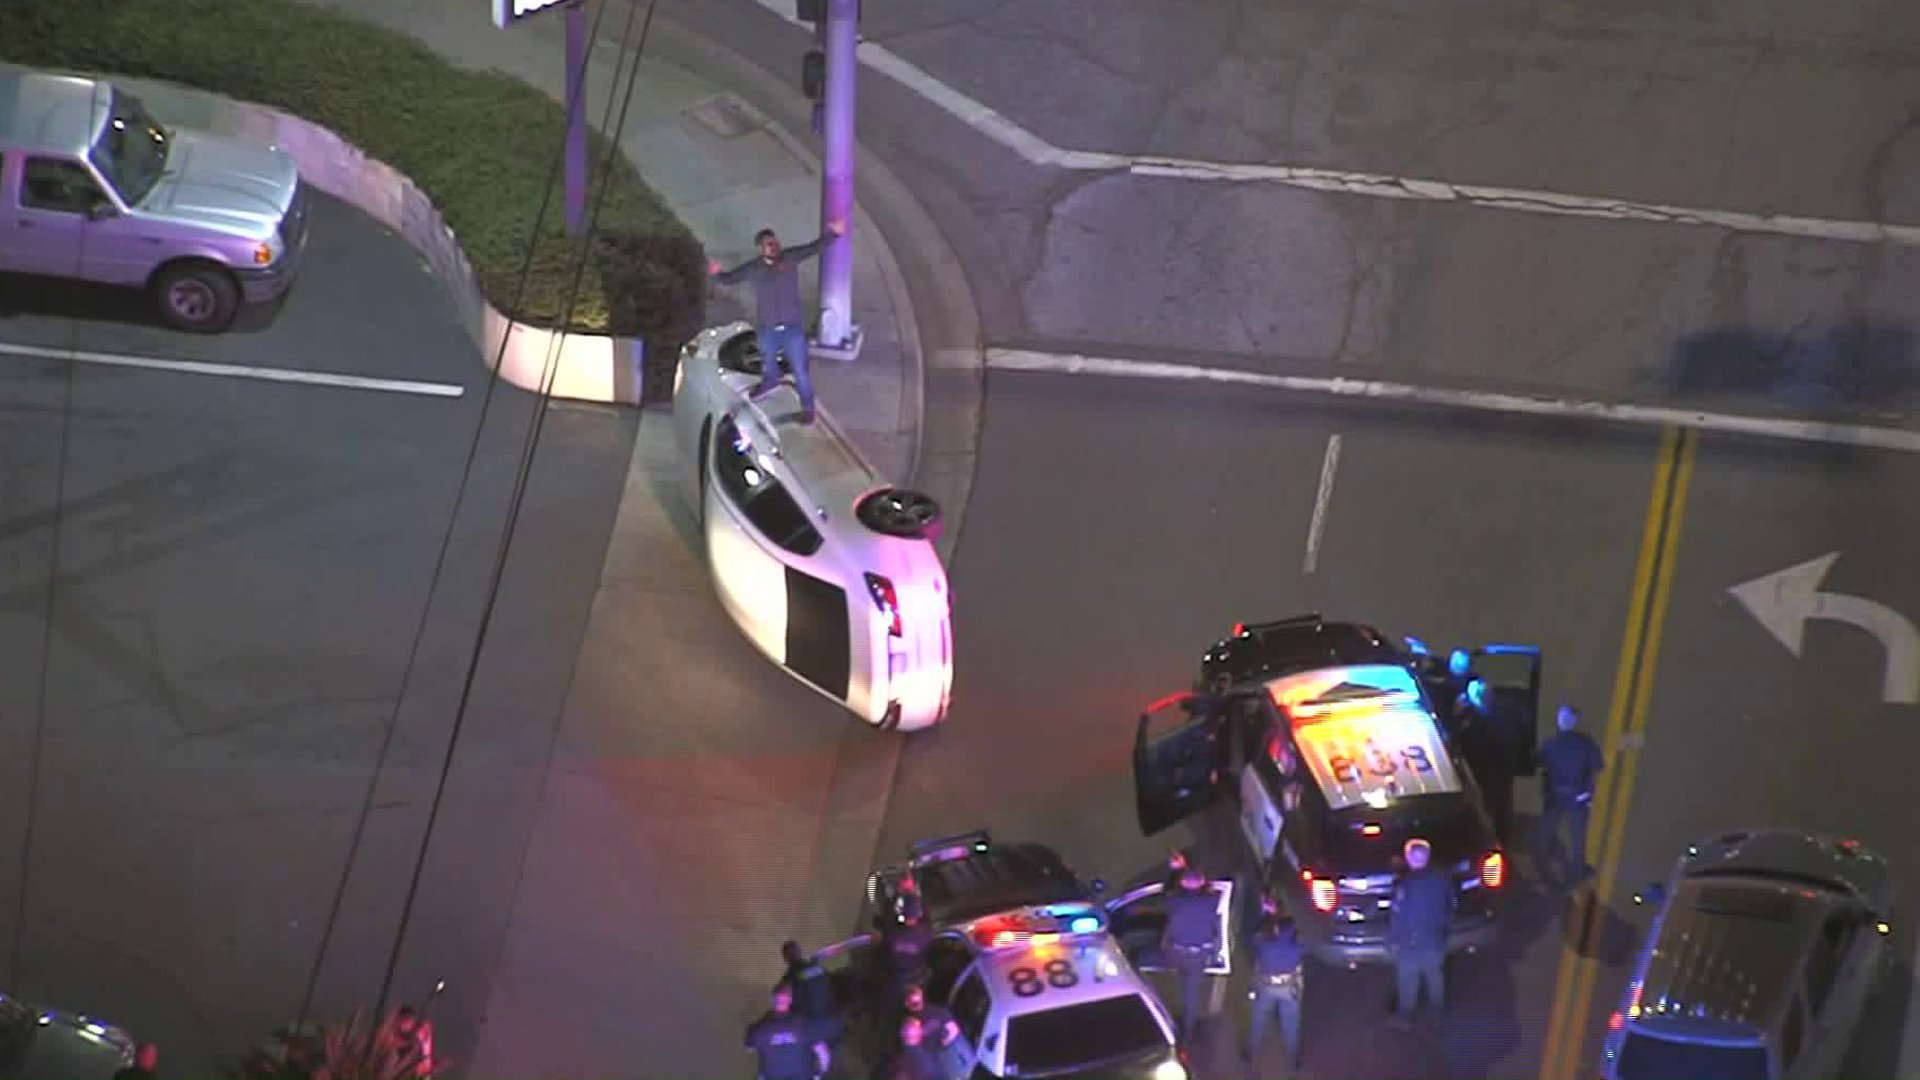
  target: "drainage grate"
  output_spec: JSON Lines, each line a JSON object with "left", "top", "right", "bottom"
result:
{"left": 685, "top": 94, "right": 764, "bottom": 138}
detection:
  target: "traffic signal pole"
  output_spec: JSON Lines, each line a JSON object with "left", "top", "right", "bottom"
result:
{"left": 812, "top": 0, "right": 863, "bottom": 360}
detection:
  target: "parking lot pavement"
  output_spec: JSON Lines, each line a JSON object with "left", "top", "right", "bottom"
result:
{"left": 0, "top": 190, "right": 640, "bottom": 1073}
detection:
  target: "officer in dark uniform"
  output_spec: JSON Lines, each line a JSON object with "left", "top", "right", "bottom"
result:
{"left": 903, "top": 983, "right": 959, "bottom": 1048}
{"left": 1161, "top": 848, "right": 1189, "bottom": 891}
{"left": 884, "top": 897, "right": 935, "bottom": 993}
{"left": 876, "top": 1016, "right": 948, "bottom": 1080}
{"left": 1241, "top": 891, "right": 1305, "bottom": 1075}
{"left": 777, "top": 940, "right": 844, "bottom": 1046}
{"left": 1533, "top": 704, "right": 1605, "bottom": 889}
{"left": 1162, "top": 864, "right": 1221, "bottom": 1044}
{"left": 745, "top": 985, "right": 830, "bottom": 1080}
{"left": 1453, "top": 678, "right": 1518, "bottom": 844}
{"left": 1387, "top": 838, "right": 1454, "bottom": 1031}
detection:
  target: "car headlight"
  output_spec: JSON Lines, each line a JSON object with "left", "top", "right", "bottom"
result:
{"left": 1151, "top": 1059, "right": 1187, "bottom": 1080}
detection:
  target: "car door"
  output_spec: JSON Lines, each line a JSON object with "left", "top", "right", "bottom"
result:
{"left": 1133, "top": 692, "right": 1231, "bottom": 836}
{"left": 1105, "top": 877, "right": 1237, "bottom": 976}
{"left": 943, "top": 965, "right": 991, "bottom": 1078}
{"left": 1467, "top": 643, "right": 1544, "bottom": 775}
{"left": 1, "top": 155, "right": 98, "bottom": 278}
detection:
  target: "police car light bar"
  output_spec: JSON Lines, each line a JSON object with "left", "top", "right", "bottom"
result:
{"left": 909, "top": 829, "right": 991, "bottom": 867}
{"left": 968, "top": 904, "right": 1107, "bottom": 949}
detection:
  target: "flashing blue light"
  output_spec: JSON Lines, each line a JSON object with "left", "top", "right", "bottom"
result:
{"left": 1403, "top": 636, "right": 1429, "bottom": 655}
{"left": 1479, "top": 643, "right": 1538, "bottom": 656}
{"left": 1448, "top": 649, "right": 1472, "bottom": 677}
{"left": 1069, "top": 915, "right": 1101, "bottom": 934}
{"left": 1466, "top": 678, "right": 1490, "bottom": 710}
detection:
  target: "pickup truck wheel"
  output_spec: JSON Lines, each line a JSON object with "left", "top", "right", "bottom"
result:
{"left": 153, "top": 262, "right": 240, "bottom": 333}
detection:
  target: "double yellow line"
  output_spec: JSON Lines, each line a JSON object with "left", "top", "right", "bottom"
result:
{"left": 1539, "top": 427, "right": 1696, "bottom": 1080}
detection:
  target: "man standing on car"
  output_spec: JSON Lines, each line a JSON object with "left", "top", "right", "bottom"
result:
{"left": 1162, "top": 864, "right": 1220, "bottom": 1044}
{"left": 709, "top": 222, "right": 844, "bottom": 425}
{"left": 1387, "top": 838, "right": 1453, "bottom": 1031}
{"left": 1241, "top": 891, "right": 1305, "bottom": 1075}
{"left": 746, "top": 985, "right": 830, "bottom": 1080}
{"left": 1534, "top": 704, "right": 1605, "bottom": 889}
{"left": 883, "top": 895, "right": 935, "bottom": 993}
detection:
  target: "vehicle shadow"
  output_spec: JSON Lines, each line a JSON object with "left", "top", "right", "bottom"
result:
{"left": 0, "top": 270, "right": 285, "bottom": 333}
{"left": 1663, "top": 322, "right": 1917, "bottom": 411}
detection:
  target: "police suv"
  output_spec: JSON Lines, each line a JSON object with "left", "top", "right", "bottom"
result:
{"left": 1131, "top": 614, "right": 1544, "bottom": 968}
{"left": 816, "top": 831, "right": 1232, "bottom": 1080}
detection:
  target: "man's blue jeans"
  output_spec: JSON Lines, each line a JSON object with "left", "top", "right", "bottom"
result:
{"left": 1393, "top": 947, "right": 1445, "bottom": 1021}
{"left": 755, "top": 323, "right": 814, "bottom": 412}
{"left": 1245, "top": 979, "right": 1302, "bottom": 1069}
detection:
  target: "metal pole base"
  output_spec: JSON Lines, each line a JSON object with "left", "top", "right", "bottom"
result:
{"left": 812, "top": 324, "right": 865, "bottom": 362}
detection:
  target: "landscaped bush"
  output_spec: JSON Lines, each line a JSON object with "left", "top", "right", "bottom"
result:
{"left": 0, "top": 0, "right": 707, "bottom": 345}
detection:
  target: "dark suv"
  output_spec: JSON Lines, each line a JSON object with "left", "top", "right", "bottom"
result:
{"left": 1601, "top": 829, "right": 1897, "bottom": 1080}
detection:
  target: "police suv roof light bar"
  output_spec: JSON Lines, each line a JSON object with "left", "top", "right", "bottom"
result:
{"left": 909, "top": 829, "right": 992, "bottom": 867}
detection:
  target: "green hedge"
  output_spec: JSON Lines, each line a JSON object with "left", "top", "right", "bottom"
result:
{"left": 0, "top": 0, "right": 707, "bottom": 351}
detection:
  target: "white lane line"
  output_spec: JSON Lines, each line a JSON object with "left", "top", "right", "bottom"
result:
{"left": 1899, "top": 935, "right": 1920, "bottom": 1079}
{"left": 0, "top": 342, "right": 466, "bottom": 398}
{"left": 746, "top": 0, "right": 1920, "bottom": 246}
{"left": 1302, "top": 433, "right": 1342, "bottom": 574}
{"left": 985, "top": 348, "right": 1920, "bottom": 455}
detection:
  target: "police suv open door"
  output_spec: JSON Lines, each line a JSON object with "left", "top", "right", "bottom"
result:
{"left": 1133, "top": 693, "right": 1230, "bottom": 836}
{"left": 1467, "top": 644, "right": 1543, "bottom": 775}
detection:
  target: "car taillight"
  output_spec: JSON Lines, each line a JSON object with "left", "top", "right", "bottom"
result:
{"left": 864, "top": 573, "right": 902, "bottom": 637}
{"left": 1303, "top": 871, "right": 1337, "bottom": 913}
{"left": 1607, "top": 1010, "right": 1624, "bottom": 1032}
{"left": 1481, "top": 852, "right": 1504, "bottom": 888}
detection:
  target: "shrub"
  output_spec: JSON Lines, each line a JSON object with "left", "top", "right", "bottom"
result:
{"left": 0, "top": 0, "right": 707, "bottom": 339}
{"left": 235, "top": 1012, "right": 437, "bottom": 1080}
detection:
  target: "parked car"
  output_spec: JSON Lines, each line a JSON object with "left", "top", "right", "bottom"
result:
{"left": 0, "top": 990, "right": 135, "bottom": 1078}
{"left": 1600, "top": 829, "right": 1897, "bottom": 1080}
{"left": 670, "top": 322, "right": 953, "bottom": 731}
{"left": 0, "top": 64, "right": 310, "bottom": 331}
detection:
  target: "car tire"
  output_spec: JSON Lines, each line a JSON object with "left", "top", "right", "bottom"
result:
{"left": 153, "top": 261, "right": 240, "bottom": 333}
{"left": 855, "top": 487, "right": 942, "bottom": 541}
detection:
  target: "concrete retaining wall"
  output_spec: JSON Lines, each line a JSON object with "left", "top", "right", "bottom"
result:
{"left": 207, "top": 90, "right": 640, "bottom": 405}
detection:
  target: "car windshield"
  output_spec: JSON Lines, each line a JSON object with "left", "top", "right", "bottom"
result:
{"left": 1005, "top": 994, "right": 1164, "bottom": 1076}
{"left": 0, "top": 997, "right": 38, "bottom": 1073}
{"left": 86, "top": 90, "right": 170, "bottom": 205}
{"left": 1615, "top": 1031, "right": 1770, "bottom": 1080}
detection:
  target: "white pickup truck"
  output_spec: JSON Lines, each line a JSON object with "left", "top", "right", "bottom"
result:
{"left": 0, "top": 64, "right": 309, "bottom": 332}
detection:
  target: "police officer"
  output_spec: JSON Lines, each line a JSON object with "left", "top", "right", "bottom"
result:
{"left": 884, "top": 896, "right": 935, "bottom": 992}
{"left": 1241, "top": 891, "right": 1305, "bottom": 1075}
{"left": 877, "top": 1016, "right": 948, "bottom": 1080}
{"left": 1533, "top": 704, "right": 1605, "bottom": 889}
{"left": 778, "top": 940, "right": 844, "bottom": 1046}
{"left": 1162, "top": 864, "right": 1220, "bottom": 1044}
{"left": 1453, "top": 678, "right": 1518, "bottom": 844}
{"left": 1387, "top": 838, "right": 1454, "bottom": 1031}
{"left": 903, "top": 983, "right": 960, "bottom": 1048}
{"left": 746, "top": 985, "right": 830, "bottom": 1080}
{"left": 1162, "top": 848, "right": 1190, "bottom": 891}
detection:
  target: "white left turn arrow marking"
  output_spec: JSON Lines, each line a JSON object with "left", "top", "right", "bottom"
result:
{"left": 1729, "top": 552, "right": 1920, "bottom": 706}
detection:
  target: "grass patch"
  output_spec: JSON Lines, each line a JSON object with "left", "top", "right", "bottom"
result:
{"left": 0, "top": 0, "right": 707, "bottom": 350}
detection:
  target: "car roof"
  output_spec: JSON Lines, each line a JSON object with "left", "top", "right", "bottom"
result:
{"left": 912, "top": 843, "right": 1093, "bottom": 927}
{"left": 0, "top": 66, "right": 107, "bottom": 154}
{"left": 972, "top": 935, "right": 1151, "bottom": 1013}
{"left": 1636, "top": 874, "right": 1822, "bottom": 1031}
{"left": 1265, "top": 663, "right": 1465, "bottom": 809}
{"left": 1682, "top": 828, "right": 1892, "bottom": 906}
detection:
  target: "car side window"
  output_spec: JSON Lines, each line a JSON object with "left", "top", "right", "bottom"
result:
{"left": 949, "top": 969, "right": 990, "bottom": 1043}
{"left": 711, "top": 416, "right": 822, "bottom": 556}
{"left": 1804, "top": 914, "right": 1853, "bottom": 1016}
{"left": 1780, "top": 994, "right": 1806, "bottom": 1065}
{"left": 21, "top": 158, "right": 100, "bottom": 213}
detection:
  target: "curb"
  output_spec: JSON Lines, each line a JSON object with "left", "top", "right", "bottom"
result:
{"left": 115, "top": 74, "right": 643, "bottom": 407}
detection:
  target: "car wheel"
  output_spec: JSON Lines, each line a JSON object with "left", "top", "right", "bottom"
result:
{"left": 153, "top": 262, "right": 240, "bottom": 333}
{"left": 855, "top": 487, "right": 942, "bottom": 541}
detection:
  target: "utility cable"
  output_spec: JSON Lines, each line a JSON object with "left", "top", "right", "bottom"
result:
{"left": 365, "top": 0, "right": 663, "bottom": 1029}
{"left": 8, "top": 101, "right": 95, "bottom": 983}
{"left": 293, "top": 0, "right": 614, "bottom": 1030}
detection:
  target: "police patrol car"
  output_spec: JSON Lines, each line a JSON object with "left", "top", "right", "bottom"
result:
{"left": 1131, "top": 614, "right": 1544, "bottom": 967}
{"left": 815, "top": 831, "right": 1233, "bottom": 1079}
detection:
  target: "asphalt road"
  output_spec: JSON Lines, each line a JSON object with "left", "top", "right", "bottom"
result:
{"left": 863, "top": 371, "right": 1920, "bottom": 1078}
{"left": 671, "top": 0, "right": 1920, "bottom": 423}
{"left": 0, "top": 191, "right": 639, "bottom": 1074}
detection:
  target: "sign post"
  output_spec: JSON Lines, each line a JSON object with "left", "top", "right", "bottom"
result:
{"left": 812, "top": 0, "right": 863, "bottom": 360}
{"left": 494, "top": 0, "right": 589, "bottom": 236}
